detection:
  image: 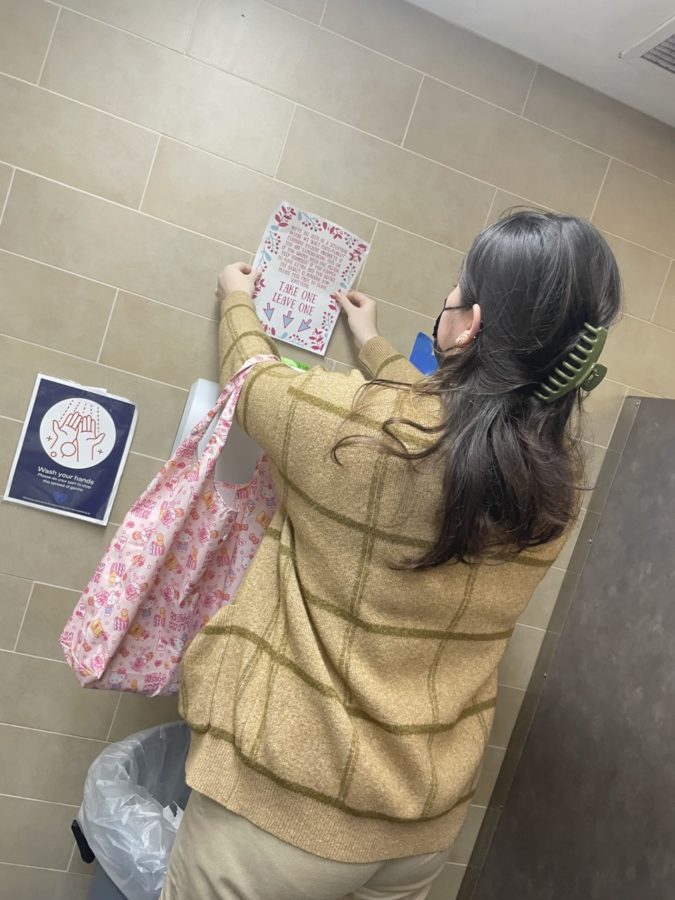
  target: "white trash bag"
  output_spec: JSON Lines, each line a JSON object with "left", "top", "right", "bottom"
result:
{"left": 79, "top": 721, "right": 191, "bottom": 900}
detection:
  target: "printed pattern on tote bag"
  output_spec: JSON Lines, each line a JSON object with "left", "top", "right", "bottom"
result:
{"left": 60, "top": 356, "right": 278, "bottom": 696}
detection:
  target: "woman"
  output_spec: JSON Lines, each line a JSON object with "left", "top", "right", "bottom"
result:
{"left": 162, "top": 211, "right": 621, "bottom": 899}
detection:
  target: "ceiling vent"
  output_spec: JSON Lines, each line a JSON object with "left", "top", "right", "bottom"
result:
{"left": 640, "top": 34, "right": 675, "bottom": 74}
{"left": 620, "top": 15, "right": 675, "bottom": 76}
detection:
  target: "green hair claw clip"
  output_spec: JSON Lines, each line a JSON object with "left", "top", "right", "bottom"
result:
{"left": 534, "top": 323, "right": 608, "bottom": 404}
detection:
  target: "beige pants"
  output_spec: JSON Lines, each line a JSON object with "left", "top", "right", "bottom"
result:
{"left": 161, "top": 791, "right": 450, "bottom": 900}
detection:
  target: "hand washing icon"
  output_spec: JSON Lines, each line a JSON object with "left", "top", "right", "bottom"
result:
{"left": 40, "top": 399, "right": 116, "bottom": 469}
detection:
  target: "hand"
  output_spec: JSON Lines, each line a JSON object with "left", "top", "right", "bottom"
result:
{"left": 77, "top": 415, "right": 107, "bottom": 462}
{"left": 216, "top": 262, "right": 261, "bottom": 301}
{"left": 333, "top": 290, "right": 379, "bottom": 350}
{"left": 48, "top": 412, "right": 81, "bottom": 460}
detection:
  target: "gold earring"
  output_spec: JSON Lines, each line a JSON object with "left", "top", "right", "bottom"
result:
{"left": 455, "top": 333, "right": 469, "bottom": 347}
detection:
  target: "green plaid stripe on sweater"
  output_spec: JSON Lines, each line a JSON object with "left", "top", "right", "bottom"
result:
{"left": 179, "top": 291, "right": 561, "bottom": 863}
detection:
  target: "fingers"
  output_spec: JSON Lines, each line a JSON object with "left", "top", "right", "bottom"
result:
{"left": 347, "top": 290, "right": 372, "bottom": 307}
{"left": 332, "top": 290, "right": 374, "bottom": 311}
{"left": 331, "top": 291, "right": 351, "bottom": 314}
{"left": 218, "top": 261, "right": 251, "bottom": 276}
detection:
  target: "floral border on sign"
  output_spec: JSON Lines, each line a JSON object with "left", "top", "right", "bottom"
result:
{"left": 253, "top": 204, "right": 368, "bottom": 353}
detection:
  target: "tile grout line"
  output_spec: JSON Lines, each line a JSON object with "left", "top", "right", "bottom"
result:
{"left": 581, "top": 385, "right": 628, "bottom": 450}
{"left": 33, "top": 0, "right": 573, "bottom": 148}
{"left": 96, "top": 289, "right": 119, "bottom": 363}
{"left": 0, "top": 248, "right": 222, "bottom": 321}
{"left": 5, "top": 119, "right": 671, "bottom": 262}
{"left": 0, "top": 167, "right": 15, "bottom": 230}
{"left": 26, "top": 5, "right": 654, "bottom": 194}
{"left": 0, "top": 413, "right": 23, "bottom": 423}
{"left": 4, "top": 146, "right": 459, "bottom": 259}
{"left": 0, "top": 791, "right": 79, "bottom": 809}
{"left": 588, "top": 156, "right": 613, "bottom": 222}
{"left": 0, "top": 330, "right": 191, "bottom": 393}
{"left": 2, "top": 647, "right": 68, "bottom": 665}
{"left": 519, "top": 63, "right": 538, "bottom": 117}
{"left": 4, "top": 164, "right": 253, "bottom": 256}
{"left": 37, "top": 6, "right": 61, "bottom": 86}
{"left": 66, "top": 844, "right": 77, "bottom": 873}
{"left": 105, "top": 694, "right": 124, "bottom": 742}
{"left": 9, "top": 577, "right": 76, "bottom": 593}
{"left": 319, "top": 0, "right": 329, "bottom": 27}
{"left": 43, "top": 1, "right": 191, "bottom": 56}
{"left": 0, "top": 862, "right": 87, "bottom": 875}
{"left": 12, "top": 582, "right": 36, "bottom": 652}
{"left": 273, "top": 104, "right": 297, "bottom": 179}
{"left": 3, "top": 71, "right": 160, "bottom": 136}
{"left": 650, "top": 258, "right": 673, "bottom": 322}
{"left": 129, "top": 448, "right": 166, "bottom": 463}
{"left": 260, "top": 0, "right": 318, "bottom": 26}
{"left": 309, "top": 21, "right": 675, "bottom": 184}
{"left": 1, "top": 234, "right": 674, "bottom": 338}
{"left": 4, "top": 275, "right": 675, "bottom": 387}
{"left": 0, "top": 151, "right": 465, "bottom": 255}
{"left": 365, "top": 220, "right": 463, "bottom": 254}
{"left": 497, "top": 677, "right": 536, "bottom": 692}
{"left": 1, "top": 69, "right": 671, "bottom": 254}
{"left": 512, "top": 622, "right": 547, "bottom": 634}
{"left": 0, "top": 142, "right": 671, "bottom": 287}
{"left": 595, "top": 154, "right": 675, "bottom": 186}
{"left": 356, "top": 287, "right": 435, "bottom": 322}
{"left": 598, "top": 228, "right": 673, "bottom": 261}
{"left": 622, "top": 309, "right": 675, "bottom": 335}
{"left": 0, "top": 274, "right": 214, "bottom": 324}
{"left": 183, "top": 0, "right": 204, "bottom": 55}
{"left": 355, "top": 219, "right": 379, "bottom": 288}
{"left": 399, "top": 74, "right": 425, "bottom": 148}
{"left": 30, "top": 7, "right": 675, "bottom": 188}
{"left": 482, "top": 187, "right": 499, "bottom": 228}
{"left": 0, "top": 720, "right": 109, "bottom": 743}
{"left": 137, "top": 133, "right": 162, "bottom": 210}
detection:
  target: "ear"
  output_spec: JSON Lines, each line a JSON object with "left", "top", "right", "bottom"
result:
{"left": 467, "top": 304, "right": 481, "bottom": 341}
{"left": 455, "top": 304, "right": 482, "bottom": 347}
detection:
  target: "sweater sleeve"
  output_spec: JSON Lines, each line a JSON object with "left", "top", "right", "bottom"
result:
{"left": 218, "top": 291, "right": 281, "bottom": 388}
{"left": 358, "top": 335, "right": 423, "bottom": 384}
{"left": 218, "top": 291, "right": 327, "bottom": 467}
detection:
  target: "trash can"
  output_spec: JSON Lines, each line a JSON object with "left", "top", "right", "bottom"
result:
{"left": 72, "top": 720, "right": 191, "bottom": 900}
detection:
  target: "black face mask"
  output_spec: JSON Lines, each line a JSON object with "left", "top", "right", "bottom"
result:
{"left": 432, "top": 311, "right": 445, "bottom": 363}
{"left": 432, "top": 298, "right": 473, "bottom": 362}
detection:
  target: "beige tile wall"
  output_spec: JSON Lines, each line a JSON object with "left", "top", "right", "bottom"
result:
{"left": 0, "top": 0, "right": 674, "bottom": 895}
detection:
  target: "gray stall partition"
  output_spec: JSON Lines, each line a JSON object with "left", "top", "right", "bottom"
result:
{"left": 459, "top": 398, "right": 675, "bottom": 900}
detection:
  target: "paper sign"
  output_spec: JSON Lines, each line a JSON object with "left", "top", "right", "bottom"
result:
{"left": 252, "top": 203, "right": 369, "bottom": 355}
{"left": 4, "top": 375, "right": 137, "bottom": 525}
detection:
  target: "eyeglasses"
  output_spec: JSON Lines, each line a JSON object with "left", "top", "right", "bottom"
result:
{"left": 433, "top": 297, "right": 477, "bottom": 344}
{"left": 439, "top": 296, "right": 473, "bottom": 314}
{"left": 433, "top": 298, "right": 472, "bottom": 342}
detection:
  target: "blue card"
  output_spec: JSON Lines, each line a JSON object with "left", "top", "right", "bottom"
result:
{"left": 409, "top": 332, "right": 438, "bottom": 375}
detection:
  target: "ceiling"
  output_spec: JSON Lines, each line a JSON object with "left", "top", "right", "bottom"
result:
{"left": 408, "top": 0, "right": 675, "bottom": 128}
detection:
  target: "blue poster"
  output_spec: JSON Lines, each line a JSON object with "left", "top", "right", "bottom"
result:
{"left": 4, "top": 375, "right": 137, "bottom": 525}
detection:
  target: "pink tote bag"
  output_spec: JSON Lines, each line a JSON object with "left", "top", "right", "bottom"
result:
{"left": 60, "top": 356, "right": 277, "bottom": 697}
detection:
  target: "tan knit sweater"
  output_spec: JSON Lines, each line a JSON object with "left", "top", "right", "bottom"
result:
{"left": 179, "top": 291, "right": 562, "bottom": 863}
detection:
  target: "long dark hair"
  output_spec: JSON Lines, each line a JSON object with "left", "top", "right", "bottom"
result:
{"left": 334, "top": 211, "right": 622, "bottom": 568}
